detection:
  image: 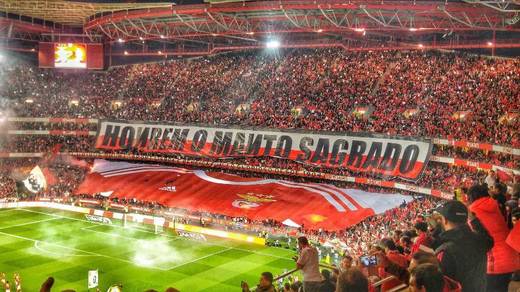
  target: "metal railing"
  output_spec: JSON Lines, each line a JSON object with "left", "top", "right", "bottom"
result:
{"left": 250, "top": 263, "right": 403, "bottom": 291}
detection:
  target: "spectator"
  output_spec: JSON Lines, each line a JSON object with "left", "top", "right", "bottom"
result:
{"left": 488, "top": 182, "right": 508, "bottom": 218}
{"left": 410, "top": 221, "right": 433, "bottom": 255}
{"left": 318, "top": 269, "right": 335, "bottom": 292}
{"left": 295, "top": 236, "right": 322, "bottom": 292}
{"left": 39, "top": 277, "right": 54, "bottom": 292}
{"left": 241, "top": 272, "right": 276, "bottom": 292}
{"left": 335, "top": 268, "right": 369, "bottom": 292}
{"left": 339, "top": 255, "right": 353, "bottom": 271}
{"left": 408, "top": 263, "right": 445, "bottom": 292}
{"left": 467, "top": 184, "right": 520, "bottom": 292}
{"left": 485, "top": 171, "right": 497, "bottom": 189}
{"left": 433, "top": 200, "right": 493, "bottom": 292}
{"left": 400, "top": 236, "right": 413, "bottom": 255}
{"left": 377, "top": 238, "right": 409, "bottom": 291}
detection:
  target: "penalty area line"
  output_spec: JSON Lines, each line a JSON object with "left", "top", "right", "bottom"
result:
{"left": 34, "top": 241, "right": 95, "bottom": 257}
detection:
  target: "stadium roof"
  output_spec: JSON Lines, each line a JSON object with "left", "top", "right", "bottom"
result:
{"left": 0, "top": 0, "right": 519, "bottom": 56}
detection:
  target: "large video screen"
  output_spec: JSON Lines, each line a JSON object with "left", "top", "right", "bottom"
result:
{"left": 54, "top": 43, "right": 87, "bottom": 68}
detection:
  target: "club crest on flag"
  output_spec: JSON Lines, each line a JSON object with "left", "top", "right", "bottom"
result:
{"left": 232, "top": 193, "right": 276, "bottom": 209}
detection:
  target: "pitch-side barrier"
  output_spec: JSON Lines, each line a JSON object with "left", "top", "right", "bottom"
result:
{"left": 0, "top": 201, "right": 266, "bottom": 245}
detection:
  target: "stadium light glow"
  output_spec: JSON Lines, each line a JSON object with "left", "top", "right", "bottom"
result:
{"left": 158, "top": 51, "right": 163, "bottom": 55}
{"left": 487, "top": 42, "right": 494, "bottom": 46}
{"left": 124, "top": 51, "right": 129, "bottom": 55}
{"left": 246, "top": 32, "right": 255, "bottom": 35}
{"left": 409, "top": 28, "right": 418, "bottom": 32}
{"left": 160, "top": 35, "right": 165, "bottom": 39}
{"left": 266, "top": 40, "right": 281, "bottom": 49}
{"left": 117, "top": 38, "right": 125, "bottom": 43}
{"left": 418, "top": 44, "right": 424, "bottom": 48}
{"left": 316, "top": 29, "right": 323, "bottom": 33}
{"left": 139, "top": 37, "right": 144, "bottom": 41}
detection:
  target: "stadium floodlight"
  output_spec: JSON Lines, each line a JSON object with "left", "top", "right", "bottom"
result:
{"left": 160, "top": 35, "right": 165, "bottom": 39}
{"left": 117, "top": 38, "right": 125, "bottom": 43}
{"left": 124, "top": 51, "right": 129, "bottom": 56}
{"left": 266, "top": 40, "right": 281, "bottom": 49}
{"left": 487, "top": 41, "right": 494, "bottom": 46}
{"left": 316, "top": 29, "right": 323, "bottom": 33}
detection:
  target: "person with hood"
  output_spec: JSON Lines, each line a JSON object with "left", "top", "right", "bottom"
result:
{"left": 433, "top": 200, "right": 493, "bottom": 292}
{"left": 468, "top": 184, "right": 520, "bottom": 292}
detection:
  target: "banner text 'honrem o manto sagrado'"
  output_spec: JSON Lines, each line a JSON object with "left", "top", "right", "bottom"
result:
{"left": 95, "top": 120, "right": 432, "bottom": 180}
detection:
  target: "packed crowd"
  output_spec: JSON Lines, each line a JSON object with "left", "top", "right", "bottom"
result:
{"left": 245, "top": 180, "right": 520, "bottom": 292}
{"left": 1, "top": 49, "right": 518, "bottom": 146}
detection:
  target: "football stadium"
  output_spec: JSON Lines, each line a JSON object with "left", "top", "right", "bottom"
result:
{"left": 0, "top": 0, "right": 519, "bottom": 291}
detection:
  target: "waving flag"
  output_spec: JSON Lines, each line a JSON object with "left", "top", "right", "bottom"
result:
{"left": 75, "top": 160, "right": 413, "bottom": 230}
{"left": 22, "top": 166, "right": 47, "bottom": 193}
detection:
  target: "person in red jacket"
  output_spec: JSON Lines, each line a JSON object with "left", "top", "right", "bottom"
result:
{"left": 468, "top": 184, "right": 520, "bottom": 292}
{"left": 410, "top": 221, "right": 433, "bottom": 256}
{"left": 377, "top": 238, "right": 409, "bottom": 292}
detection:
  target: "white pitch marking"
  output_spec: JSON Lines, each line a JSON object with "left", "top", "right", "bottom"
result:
{"left": 0, "top": 217, "right": 60, "bottom": 230}
{"left": 165, "top": 247, "right": 233, "bottom": 270}
{"left": 0, "top": 230, "right": 169, "bottom": 271}
{"left": 34, "top": 241, "right": 94, "bottom": 257}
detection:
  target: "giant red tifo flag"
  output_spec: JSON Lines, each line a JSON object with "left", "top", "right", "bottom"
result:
{"left": 75, "top": 160, "right": 414, "bottom": 230}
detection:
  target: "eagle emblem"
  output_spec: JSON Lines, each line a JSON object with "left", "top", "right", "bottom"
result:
{"left": 232, "top": 193, "right": 276, "bottom": 209}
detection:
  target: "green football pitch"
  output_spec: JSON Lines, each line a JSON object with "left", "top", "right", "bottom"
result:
{"left": 0, "top": 208, "right": 299, "bottom": 291}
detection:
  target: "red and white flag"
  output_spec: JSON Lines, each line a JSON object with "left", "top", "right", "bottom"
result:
{"left": 75, "top": 160, "right": 413, "bottom": 230}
